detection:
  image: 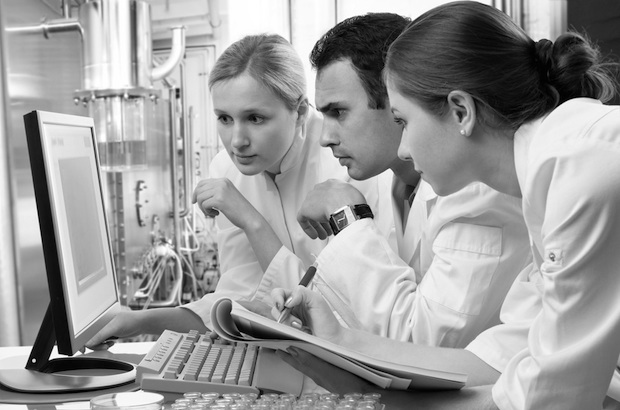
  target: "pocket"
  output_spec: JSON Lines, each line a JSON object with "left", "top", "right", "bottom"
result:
{"left": 420, "top": 222, "right": 503, "bottom": 315}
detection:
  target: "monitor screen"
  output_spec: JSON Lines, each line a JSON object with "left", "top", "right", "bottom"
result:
{"left": 0, "top": 110, "right": 134, "bottom": 393}
{"left": 39, "top": 119, "right": 120, "bottom": 352}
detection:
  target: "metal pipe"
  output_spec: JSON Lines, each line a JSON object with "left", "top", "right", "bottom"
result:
{"left": 206, "top": 0, "right": 222, "bottom": 28}
{"left": 168, "top": 87, "right": 182, "bottom": 253}
{"left": 0, "top": 7, "right": 22, "bottom": 346}
{"left": 61, "top": 0, "right": 71, "bottom": 19}
{"left": 5, "top": 17, "right": 83, "bottom": 39}
{"left": 151, "top": 26, "right": 186, "bottom": 81}
{"left": 179, "top": 61, "right": 191, "bottom": 218}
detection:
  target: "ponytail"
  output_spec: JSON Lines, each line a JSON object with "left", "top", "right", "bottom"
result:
{"left": 541, "top": 32, "right": 618, "bottom": 105}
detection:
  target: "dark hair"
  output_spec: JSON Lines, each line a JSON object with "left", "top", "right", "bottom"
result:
{"left": 385, "top": 1, "right": 619, "bottom": 130}
{"left": 209, "top": 34, "right": 306, "bottom": 111}
{"left": 310, "top": 13, "right": 411, "bottom": 109}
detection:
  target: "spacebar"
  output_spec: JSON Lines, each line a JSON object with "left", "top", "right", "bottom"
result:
{"left": 140, "top": 376, "right": 260, "bottom": 395}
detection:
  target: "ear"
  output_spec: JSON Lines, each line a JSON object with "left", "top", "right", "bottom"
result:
{"left": 295, "top": 96, "right": 309, "bottom": 127}
{"left": 446, "top": 90, "right": 476, "bottom": 137}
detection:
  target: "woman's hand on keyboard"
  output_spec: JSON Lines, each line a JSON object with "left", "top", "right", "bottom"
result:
{"left": 85, "top": 309, "right": 144, "bottom": 350}
{"left": 270, "top": 286, "right": 344, "bottom": 344}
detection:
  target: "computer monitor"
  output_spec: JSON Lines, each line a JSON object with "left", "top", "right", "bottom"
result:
{"left": 0, "top": 110, "right": 135, "bottom": 393}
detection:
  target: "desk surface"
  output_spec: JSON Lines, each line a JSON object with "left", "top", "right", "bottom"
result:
{"left": 0, "top": 343, "right": 326, "bottom": 409}
{"left": 0, "top": 342, "right": 154, "bottom": 409}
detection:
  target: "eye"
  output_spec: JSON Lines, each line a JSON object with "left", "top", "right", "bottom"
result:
{"left": 326, "top": 108, "right": 344, "bottom": 119}
{"left": 393, "top": 116, "right": 406, "bottom": 127}
{"left": 248, "top": 114, "right": 265, "bottom": 124}
{"left": 217, "top": 115, "right": 232, "bottom": 125}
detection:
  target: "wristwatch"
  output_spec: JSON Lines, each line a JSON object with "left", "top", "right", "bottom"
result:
{"left": 328, "top": 204, "right": 374, "bottom": 235}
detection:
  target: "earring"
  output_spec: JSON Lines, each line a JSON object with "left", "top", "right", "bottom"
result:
{"left": 460, "top": 129, "right": 467, "bottom": 136}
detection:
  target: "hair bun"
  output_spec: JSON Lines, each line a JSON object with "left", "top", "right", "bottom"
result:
{"left": 534, "top": 39, "right": 554, "bottom": 82}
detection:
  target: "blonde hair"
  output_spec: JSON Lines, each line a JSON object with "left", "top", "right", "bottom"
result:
{"left": 209, "top": 34, "right": 306, "bottom": 111}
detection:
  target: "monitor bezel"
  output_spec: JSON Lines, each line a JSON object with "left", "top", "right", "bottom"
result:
{"left": 23, "top": 110, "right": 121, "bottom": 357}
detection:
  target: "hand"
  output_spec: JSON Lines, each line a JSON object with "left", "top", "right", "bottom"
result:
{"left": 85, "top": 310, "right": 144, "bottom": 350}
{"left": 297, "top": 180, "right": 367, "bottom": 239}
{"left": 276, "top": 347, "right": 375, "bottom": 394}
{"left": 192, "top": 178, "right": 260, "bottom": 229}
{"left": 271, "top": 286, "right": 344, "bottom": 343}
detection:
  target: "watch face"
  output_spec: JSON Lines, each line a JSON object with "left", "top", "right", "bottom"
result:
{"left": 332, "top": 209, "right": 349, "bottom": 230}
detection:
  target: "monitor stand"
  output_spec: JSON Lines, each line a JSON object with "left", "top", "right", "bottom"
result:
{"left": 0, "top": 305, "right": 136, "bottom": 393}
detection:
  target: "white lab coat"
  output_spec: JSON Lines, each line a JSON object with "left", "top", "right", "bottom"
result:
{"left": 311, "top": 179, "right": 531, "bottom": 348}
{"left": 467, "top": 98, "right": 620, "bottom": 410}
{"left": 183, "top": 109, "right": 393, "bottom": 328}
{"left": 252, "top": 174, "right": 531, "bottom": 349}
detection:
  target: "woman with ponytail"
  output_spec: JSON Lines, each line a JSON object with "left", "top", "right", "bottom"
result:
{"left": 270, "top": 2, "right": 620, "bottom": 409}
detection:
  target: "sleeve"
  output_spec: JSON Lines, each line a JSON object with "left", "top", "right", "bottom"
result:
{"left": 252, "top": 246, "right": 306, "bottom": 304}
{"left": 181, "top": 153, "right": 266, "bottom": 327}
{"left": 250, "top": 170, "right": 396, "bottom": 311}
{"left": 316, "top": 183, "right": 530, "bottom": 348}
{"left": 180, "top": 211, "right": 267, "bottom": 329}
{"left": 493, "top": 135, "right": 620, "bottom": 409}
{"left": 314, "top": 218, "right": 420, "bottom": 334}
{"left": 466, "top": 262, "right": 542, "bottom": 373}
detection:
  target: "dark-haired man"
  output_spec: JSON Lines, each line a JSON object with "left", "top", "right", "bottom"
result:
{"left": 296, "top": 12, "right": 531, "bottom": 349}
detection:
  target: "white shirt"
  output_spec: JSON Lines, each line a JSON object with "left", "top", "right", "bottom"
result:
{"left": 312, "top": 178, "right": 531, "bottom": 348}
{"left": 182, "top": 110, "right": 392, "bottom": 328}
{"left": 467, "top": 98, "right": 620, "bottom": 410}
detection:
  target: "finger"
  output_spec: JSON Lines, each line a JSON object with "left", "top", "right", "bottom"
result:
{"left": 192, "top": 180, "right": 211, "bottom": 203}
{"left": 198, "top": 200, "right": 220, "bottom": 218}
{"left": 86, "top": 330, "right": 118, "bottom": 350}
{"left": 291, "top": 320, "right": 312, "bottom": 334}
{"left": 286, "top": 286, "right": 306, "bottom": 309}
{"left": 276, "top": 309, "right": 304, "bottom": 327}
{"left": 313, "top": 223, "right": 330, "bottom": 240}
{"left": 85, "top": 332, "right": 106, "bottom": 349}
{"left": 271, "top": 305, "right": 283, "bottom": 321}
{"left": 86, "top": 341, "right": 113, "bottom": 351}
{"left": 270, "top": 288, "right": 291, "bottom": 311}
{"left": 298, "top": 218, "right": 319, "bottom": 239}
{"left": 202, "top": 208, "right": 220, "bottom": 218}
{"left": 320, "top": 222, "right": 334, "bottom": 237}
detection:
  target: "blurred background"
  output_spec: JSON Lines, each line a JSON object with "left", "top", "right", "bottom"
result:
{"left": 0, "top": 0, "right": 618, "bottom": 347}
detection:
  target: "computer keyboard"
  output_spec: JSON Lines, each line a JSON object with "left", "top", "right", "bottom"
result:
{"left": 136, "top": 329, "right": 304, "bottom": 396}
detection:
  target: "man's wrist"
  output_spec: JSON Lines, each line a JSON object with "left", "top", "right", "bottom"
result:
{"left": 328, "top": 204, "right": 373, "bottom": 235}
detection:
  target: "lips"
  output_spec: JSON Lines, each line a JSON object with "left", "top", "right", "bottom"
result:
{"left": 234, "top": 153, "right": 256, "bottom": 165}
{"left": 337, "top": 157, "right": 351, "bottom": 167}
{"left": 332, "top": 151, "right": 349, "bottom": 161}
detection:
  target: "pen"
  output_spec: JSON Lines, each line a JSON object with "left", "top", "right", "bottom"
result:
{"left": 277, "top": 263, "right": 317, "bottom": 324}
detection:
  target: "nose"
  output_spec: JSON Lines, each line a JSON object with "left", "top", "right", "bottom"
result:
{"left": 319, "top": 121, "right": 339, "bottom": 148}
{"left": 397, "top": 134, "right": 412, "bottom": 162}
{"left": 231, "top": 124, "right": 250, "bottom": 150}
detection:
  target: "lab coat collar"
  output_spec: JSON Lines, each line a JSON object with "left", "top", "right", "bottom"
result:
{"left": 276, "top": 111, "right": 318, "bottom": 176}
{"left": 513, "top": 117, "right": 543, "bottom": 193}
{"left": 415, "top": 179, "right": 437, "bottom": 202}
